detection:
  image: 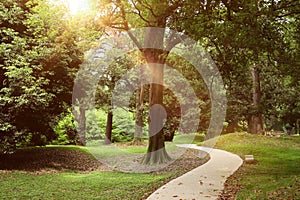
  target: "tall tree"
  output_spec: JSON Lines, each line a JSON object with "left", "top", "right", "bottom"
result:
{"left": 0, "top": 0, "right": 83, "bottom": 152}
{"left": 95, "top": 0, "right": 223, "bottom": 164}
{"left": 185, "top": 0, "right": 300, "bottom": 134}
{"left": 78, "top": 35, "right": 135, "bottom": 145}
{"left": 248, "top": 64, "right": 263, "bottom": 134}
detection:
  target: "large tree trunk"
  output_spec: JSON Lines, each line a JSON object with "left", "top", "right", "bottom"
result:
{"left": 142, "top": 62, "right": 171, "bottom": 164}
{"left": 104, "top": 109, "right": 113, "bottom": 144}
{"left": 225, "top": 120, "right": 239, "bottom": 133}
{"left": 248, "top": 114, "right": 264, "bottom": 134}
{"left": 248, "top": 64, "right": 264, "bottom": 134}
{"left": 132, "top": 85, "right": 144, "bottom": 145}
{"left": 141, "top": 27, "right": 171, "bottom": 164}
{"left": 78, "top": 105, "right": 86, "bottom": 146}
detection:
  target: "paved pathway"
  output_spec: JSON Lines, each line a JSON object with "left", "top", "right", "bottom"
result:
{"left": 147, "top": 144, "right": 243, "bottom": 200}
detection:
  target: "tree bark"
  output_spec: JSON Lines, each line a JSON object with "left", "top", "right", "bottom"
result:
{"left": 248, "top": 64, "right": 264, "bottom": 134}
{"left": 142, "top": 63, "right": 171, "bottom": 164}
{"left": 104, "top": 109, "right": 113, "bottom": 144}
{"left": 78, "top": 105, "right": 86, "bottom": 146}
{"left": 225, "top": 120, "right": 239, "bottom": 133}
{"left": 141, "top": 27, "right": 171, "bottom": 164}
{"left": 248, "top": 114, "right": 264, "bottom": 134}
{"left": 132, "top": 85, "right": 144, "bottom": 145}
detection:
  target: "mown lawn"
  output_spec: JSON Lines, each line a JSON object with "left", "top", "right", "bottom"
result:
{"left": 0, "top": 171, "right": 172, "bottom": 200}
{"left": 0, "top": 141, "right": 196, "bottom": 200}
{"left": 2, "top": 132, "right": 298, "bottom": 199}
{"left": 214, "top": 132, "right": 300, "bottom": 199}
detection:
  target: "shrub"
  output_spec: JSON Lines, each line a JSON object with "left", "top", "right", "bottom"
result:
{"left": 193, "top": 133, "right": 206, "bottom": 142}
{"left": 53, "top": 113, "right": 79, "bottom": 145}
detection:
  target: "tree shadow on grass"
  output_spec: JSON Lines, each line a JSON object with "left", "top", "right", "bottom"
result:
{"left": 0, "top": 147, "right": 108, "bottom": 173}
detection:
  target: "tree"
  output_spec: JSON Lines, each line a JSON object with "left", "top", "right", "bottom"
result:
{"left": 94, "top": 0, "right": 225, "bottom": 164}
{"left": 0, "top": 0, "right": 83, "bottom": 152}
{"left": 75, "top": 34, "right": 136, "bottom": 145}
{"left": 88, "top": 0, "right": 299, "bottom": 164}
{"left": 102, "top": 1, "right": 185, "bottom": 164}
{"left": 132, "top": 70, "right": 146, "bottom": 145}
{"left": 248, "top": 64, "right": 264, "bottom": 134}
{"left": 185, "top": 0, "right": 300, "bottom": 134}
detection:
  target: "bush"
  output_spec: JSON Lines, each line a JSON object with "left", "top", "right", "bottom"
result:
{"left": 53, "top": 113, "right": 79, "bottom": 145}
{"left": 85, "top": 109, "right": 106, "bottom": 140}
{"left": 111, "top": 108, "right": 135, "bottom": 142}
{"left": 193, "top": 133, "right": 206, "bottom": 142}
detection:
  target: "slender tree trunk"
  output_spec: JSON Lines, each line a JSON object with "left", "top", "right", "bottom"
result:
{"left": 78, "top": 105, "right": 86, "bottom": 146}
{"left": 104, "top": 109, "right": 113, "bottom": 144}
{"left": 248, "top": 64, "right": 264, "bottom": 134}
{"left": 132, "top": 85, "right": 144, "bottom": 145}
{"left": 296, "top": 119, "right": 300, "bottom": 135}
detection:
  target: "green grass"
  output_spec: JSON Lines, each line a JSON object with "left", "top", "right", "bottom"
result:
{"left": 85, "top": 136, "right": 195, "bottom": 160}
{"left": 0, "top": 144, "right": 183, "bottom": 200}
{"left": 4, "top": 132, "right": 298, "bottom": 199}
{"left": 0, "top": 171, "right": 173, "bottom": 200}
{"left": 213, "top": 132, "right": 300, "bottom": 199}
{"left": 173, "top": 133, "right": 205, "bottom": 144}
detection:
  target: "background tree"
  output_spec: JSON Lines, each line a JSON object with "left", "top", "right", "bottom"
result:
{"left": 184, "top": 0, "right": 300, "bottom": 134}
{"left": 0, "top": 0, "right": 83, "bottom": 152}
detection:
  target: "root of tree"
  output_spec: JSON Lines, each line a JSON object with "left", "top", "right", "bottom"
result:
{"left": 141, "top": 148, "right": 171, "bottom": 165}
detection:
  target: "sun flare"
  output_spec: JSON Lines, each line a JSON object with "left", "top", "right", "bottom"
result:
{"left": 66, "top": 0, "right": 91, "bottom": 15}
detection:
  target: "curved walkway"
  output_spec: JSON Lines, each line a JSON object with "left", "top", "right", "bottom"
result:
{"left": 147, "top": 144, "right": 243, "bottom": 200}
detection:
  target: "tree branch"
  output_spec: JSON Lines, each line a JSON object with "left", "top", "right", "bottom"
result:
{"left": 136, "top": 0, "right": 158, "bottom": 18}
{"left": 166, "top": 34, "right": 188, "bottom": 51}
{"left": 130, "top": 0, "right": 151, "bottom": 24}
{"left": 116, "top": 0, "right": 143, "bottom": 50}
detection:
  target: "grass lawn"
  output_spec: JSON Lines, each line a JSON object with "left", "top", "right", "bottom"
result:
{"left": 2, "top": 132, "right": 298, "bottom": 199}
{"left": 213, "top": 132, "right": 300, "bottom": 199}
{"left": 0, "top": 139, "right": 200, "bottom": 200}
{"left": 0, "top": 171, "right": 173, "bottom": 200}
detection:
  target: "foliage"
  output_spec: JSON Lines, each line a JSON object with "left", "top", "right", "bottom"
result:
{"left": 55, "top": 108, "right": 139, "bottom": 144}
{"left": 166, "top": 54, "right": 211, "bottom": 133}
{"left": 111, "top": 108, "right": 136, "bottom": 142}
{"left": 0, "top": 0, "right": 83, "bottom": 152}
{"left": 183, "top": 0, "right": 300, "bottom": 133}
{"left": 53, "top": 112, "right": 79, "bottom": 145}
{"left": 1, "top": 0, "right": 299, "bottom": 154}
{"left": 85, "top": 109, "right": 106, "bottom": 140}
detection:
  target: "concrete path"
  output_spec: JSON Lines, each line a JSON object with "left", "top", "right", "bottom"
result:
{"left": 147, "top": 144, "right": 243, "bottom": 200}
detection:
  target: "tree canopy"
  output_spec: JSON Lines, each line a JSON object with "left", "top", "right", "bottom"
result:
{"left": 0, "top": 0, "right": 83, "bottom": 152}
{"left": 1, "top": 0, "right": 299, "bottom": 155}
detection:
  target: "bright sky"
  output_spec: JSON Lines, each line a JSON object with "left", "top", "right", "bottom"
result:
{"left": 66, "top": 0, "right": 91, "bottom": 15}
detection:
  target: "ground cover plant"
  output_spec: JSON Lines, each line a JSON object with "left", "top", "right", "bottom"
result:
{"left": 214, "top": 132, "right": 300, "bottom": 200}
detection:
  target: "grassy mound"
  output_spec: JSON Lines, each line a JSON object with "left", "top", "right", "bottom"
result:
{"left": 214, "top": 132, "right": 300, "bottom": 199}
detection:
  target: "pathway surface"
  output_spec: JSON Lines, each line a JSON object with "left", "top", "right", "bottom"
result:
{"left": 147, "top": 144, "right": 243, "bottom": 200}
